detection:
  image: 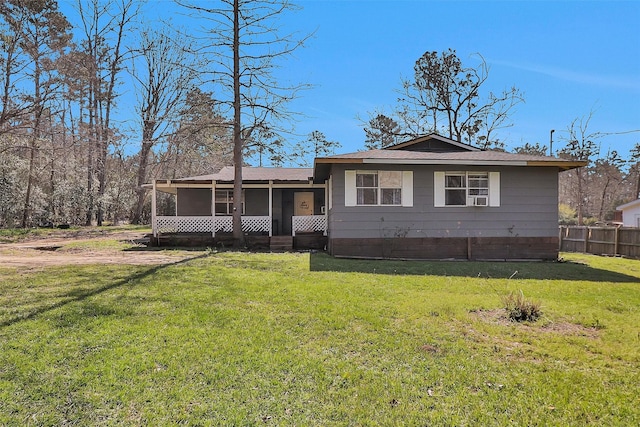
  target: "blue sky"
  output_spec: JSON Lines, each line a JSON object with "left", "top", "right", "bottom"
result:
{"left": 62, "top": 0, "right": 640, "bottom": 160}
{"left": 282, "top": 0, "right": 640, "bottom": 157}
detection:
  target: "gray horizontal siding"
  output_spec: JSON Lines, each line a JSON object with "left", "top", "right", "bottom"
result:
{"left": 328, "top": 164, "right": 559, "bottom": 238}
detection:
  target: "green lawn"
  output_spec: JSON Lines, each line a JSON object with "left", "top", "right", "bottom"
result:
{"left": 0, "top": 251, "right": 639, "bottom": 425}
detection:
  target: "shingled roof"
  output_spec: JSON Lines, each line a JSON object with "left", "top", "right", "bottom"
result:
{"left": 311, "top": 134, "right": 586, "bottom": 181}
{"left": 150, "top": 134, "right": 586, "bottom": 187}
{"left": 174, "top": 166, "right": 313, "bottom": 183}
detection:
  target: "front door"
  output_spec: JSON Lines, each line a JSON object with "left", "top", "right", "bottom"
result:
{"left": 294, "top": 192, "right": 314, "bottom": 216}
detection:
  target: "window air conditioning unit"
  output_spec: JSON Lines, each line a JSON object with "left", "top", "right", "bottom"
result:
{"left": 474, "top": 196, "right": 489, "bottom": 206}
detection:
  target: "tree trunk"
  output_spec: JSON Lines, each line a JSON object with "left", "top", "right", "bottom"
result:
{"left": 232, "top": 0, "right": 244, "bottom": 248}
{"left": 22, "top": 58, "right": 43, "bottom": 228}
{"left": 635, "top": 165, "right": 640, "bottom": 199}
{"left": 132, "top": 137, "right": 153, "bottom": 224}
{"left": 576, "top": 168, "right": 584, "bottom": 226}
{"left": 21, "top": 136, "right": 37, "bottom": 228}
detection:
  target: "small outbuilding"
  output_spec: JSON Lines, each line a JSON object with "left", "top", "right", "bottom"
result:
{"left": 616, "top": 199, "right": 640, "bottom": 228}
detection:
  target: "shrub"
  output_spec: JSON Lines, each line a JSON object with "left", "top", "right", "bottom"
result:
{"left": 558, "top": 203, "right": 577, "bottom": 225}
{"left": 502, "top": 290, "right": 542, "bottom": 322}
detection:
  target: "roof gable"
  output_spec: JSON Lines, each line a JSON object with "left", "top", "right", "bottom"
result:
{"left": 386, "top": 134, "right": 481, "bottom": 152}
{"left": 617, "top": 198, "right": 640, "bottom": 211}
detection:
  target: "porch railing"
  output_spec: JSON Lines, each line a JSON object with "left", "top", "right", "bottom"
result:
{"left": 154, "top": 215, "right": 271, "bottom": 236}
{"left": 292, "top": 215, "right": 327, "bottom": 236}
{"left": 154, "top": 214, "right": 327, "bottom": 237}
{"left": 155, "top": 216, "right": 214, "bottom": 234}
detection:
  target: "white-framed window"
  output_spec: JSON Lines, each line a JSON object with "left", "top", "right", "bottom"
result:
{"left": 435, "top": 171, "right": 500, "bottom": 207}
{"left": 345, "top": 170, "right": 413, "bottom": 207}
{"left": 215, "top": 189, "right": 245, "bottom": 215}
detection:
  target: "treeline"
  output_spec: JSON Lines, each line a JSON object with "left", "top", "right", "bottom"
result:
{"left": 0, "top": 0, "right": 345, "bottom": 228}
{"left": 555, "top": 115, "right": 640, "bottom": 225}
{"left": 0, "top": 1, "right": 637, "bottom": 228}
{"left": 0, "top": 0, "right": 236, "bottom": 227}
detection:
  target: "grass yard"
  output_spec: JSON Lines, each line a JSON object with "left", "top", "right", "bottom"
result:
{"left": 0, "top": 250, "right": 639, "bottom": 425}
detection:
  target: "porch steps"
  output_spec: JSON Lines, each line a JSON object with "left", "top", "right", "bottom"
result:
{"left": 270, "top": 236, "right": 293, "bottom": 251}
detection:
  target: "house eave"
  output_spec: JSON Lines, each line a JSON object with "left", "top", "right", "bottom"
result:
{"left": 362, "top": 159, "right": 529, "bottom": 167}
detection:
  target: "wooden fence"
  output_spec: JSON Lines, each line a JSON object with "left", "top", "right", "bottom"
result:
{"left": 559, "top": 226, "right": 640, "bottom": 259}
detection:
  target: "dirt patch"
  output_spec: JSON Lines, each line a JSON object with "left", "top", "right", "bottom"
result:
{"left": 0, "top": 230, "right": 198, "bottom": 267}
{"left": 470, "top": 308, "right": 601, "bottom": 338}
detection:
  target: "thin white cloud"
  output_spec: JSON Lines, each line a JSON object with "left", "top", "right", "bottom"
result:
{"left": 491, "top": 59, "right": 640, "bottom": 91}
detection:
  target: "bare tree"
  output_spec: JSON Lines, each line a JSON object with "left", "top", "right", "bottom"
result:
{"left": 291, "top": 130, "right": 341, "bottom": 166}
{"left": 630, "top": 143, "right": 640, "bottom": 199}
{"left": 558, "top": 112, "right": 600, "bottom": 225}
{"left": 0, "top": 4, "right": 29, "bottom": 134}
{"left": 75, "top": 0, "right": 137, "bottom": 225}
{"left": 592, "top": 150, "right": 626, "bottom": 221}
{"left": 513, "top": 142, "right": 548, "bottom": 156}
{"left": 159, "top": 88, "right": 233, "bottom": 180}
{"left": 177, "top": 0, "right": 311, "bottom": 247}
{"left": 366, "top": 49, "right": 524, "bottom": 150}
{"left": 130, "top": 26, "right": 201, "bottom": 224}
{"left": 0, "top": 0, "right": 72, "bottom": 227}
{"left": 363, "top": 113, "right": 401, "bottom": 150}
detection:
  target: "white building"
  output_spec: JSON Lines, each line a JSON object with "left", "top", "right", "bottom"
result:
{"left": 617, "top": 199, "right": 640, "bottom": 227}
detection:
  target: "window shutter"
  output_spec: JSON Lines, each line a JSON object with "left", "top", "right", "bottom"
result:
{"left": 345, "top": 170, "right": 356, "bottom": 207}
{"left": 402, "top": 171, "right": 413, "bottom": 207}
{"left": 489, "top": 172, "right": 500, "bottom": 207}
{"left": 434, "top": 171, "right": 445, "bottom": 207}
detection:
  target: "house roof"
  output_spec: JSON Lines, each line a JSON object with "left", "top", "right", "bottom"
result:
{"left": 313, "top": 148, "right": 586, "bottom": 181}
{"left": 148, "top": 134, "right": 586, "bottom": 187}
{"left": 617, "top": 198, "right": 640, "bottom": 211}
{"left": 172, "top": 166, "right": 313, "bottom": 183}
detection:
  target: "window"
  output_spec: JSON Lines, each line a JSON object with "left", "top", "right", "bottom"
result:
{"left": 356, "top": 171, "right": 402, "bottom": 206}
{"left": 444, "top": 173, "right": 467, "bottom": 206}
{"left": 345, "top": 170, "right": 413, "bottom": 207}
{"left": 356, "top": 172, "right": 378, "bottom": 205}
{"left": 434, "top": 171, "right": 500, "bottom": 207}
{"left": 215, "top": 190, "right": 244, "bottom": 215}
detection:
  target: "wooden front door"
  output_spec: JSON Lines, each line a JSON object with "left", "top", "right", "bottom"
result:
{"left": 294, "top": 192, "right": 314, "bottom": 216}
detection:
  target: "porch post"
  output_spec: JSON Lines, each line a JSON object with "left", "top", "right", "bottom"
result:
{"left": 268, "top": 180, "right": 273, "bottom": 237}
{"left": 212, "top": 180, "right": 216, "bottom": 238}
{"left": 152, "top": 179, "right": 157, "bottom": 237}
{"left": 324, "top": 179, "right": 329, "bottom": 236}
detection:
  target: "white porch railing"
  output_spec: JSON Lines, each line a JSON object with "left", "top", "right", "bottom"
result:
{"left": 292, "top": 215, "right": 327, "bottom": 236}
{"left": 156, "top": 216, "right": 214, "bottom": 234}
{"left": 154, "top": 216, "right": 271, "bottom": 236}
{"left": 154, "top": 215, "right": 327, "bottom": 237}
{"left": 218, "top": 216, "right": 272, "bottom": 234}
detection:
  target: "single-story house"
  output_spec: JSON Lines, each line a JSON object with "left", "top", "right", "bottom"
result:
{"left": 148, "top": 134, "right": 585, "bottom": 260}
{"left": 616, "top": 199, "right": 640, "bottom": 227}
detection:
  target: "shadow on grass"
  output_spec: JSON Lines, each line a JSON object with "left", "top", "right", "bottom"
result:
{"left": 309, "top": 252, "right": 640, "bottom": 283}
{"left": 0, "top": 253, "right": 210, "bottom": 328}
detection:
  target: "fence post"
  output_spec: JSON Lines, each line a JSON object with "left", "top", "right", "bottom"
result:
{"left": 614, "top": 226, "right": 620, "bottom": 256}
{"left": 584, "top": 226, "right": 590, "bottom": 254}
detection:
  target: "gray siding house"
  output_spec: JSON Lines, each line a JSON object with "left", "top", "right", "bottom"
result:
{"left": 149, "top": 134, "right": 584, "bottom": 259}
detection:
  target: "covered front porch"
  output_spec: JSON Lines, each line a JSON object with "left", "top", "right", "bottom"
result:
{"left": 148, "top": 167, "right": 328, "bottom": 249}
